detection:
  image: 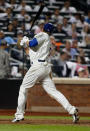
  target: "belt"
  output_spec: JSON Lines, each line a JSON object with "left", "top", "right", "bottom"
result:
{"left": 38, "top": 59, "right": 45, "bottom": 62}
{"left": 31, "top": 59, "right": 45, "bottom": 64}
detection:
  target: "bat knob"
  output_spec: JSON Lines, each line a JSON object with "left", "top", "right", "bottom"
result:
{"left": 26, "top": 31, "right": 34, "bottom": 38}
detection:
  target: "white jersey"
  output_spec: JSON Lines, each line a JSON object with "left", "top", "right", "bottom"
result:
{"left": 29, "top": 32, "right": 51, "bottom": 62}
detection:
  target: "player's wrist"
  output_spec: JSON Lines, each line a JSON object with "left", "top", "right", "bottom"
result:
{"left": 26, "top": 40, "right": 29, "bottom": 46}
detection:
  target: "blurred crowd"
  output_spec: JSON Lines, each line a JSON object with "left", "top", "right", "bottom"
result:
{"left": 0, "top": 0, "right": 90, "bottom": 79}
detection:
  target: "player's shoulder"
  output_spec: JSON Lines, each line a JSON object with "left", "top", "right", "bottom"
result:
{"left": 35, "top": 32, "right": 49, "bottom": 39}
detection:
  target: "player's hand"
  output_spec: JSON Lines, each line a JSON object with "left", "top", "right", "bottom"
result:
{"left": 20, "top": 36, "right": 29, "bottom": 46}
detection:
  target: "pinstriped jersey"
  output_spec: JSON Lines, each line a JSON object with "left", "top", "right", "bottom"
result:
{"left": 29, "top": 32, "right": 51, "bottom": 62}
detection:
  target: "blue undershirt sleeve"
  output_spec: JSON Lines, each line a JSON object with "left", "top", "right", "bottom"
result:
{"left": 29, "top": 38, "right": 38, "bottom": 47}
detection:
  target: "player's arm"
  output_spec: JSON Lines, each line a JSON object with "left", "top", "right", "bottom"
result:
{"left": 28, "top": 34, "right": 47, "bottom": 47}
{"left": 20, "top": 36, "right": 38, "bottom": 48}
{"left": 25, "top": 47, "right": 29, "bottom": 55}
{"left": 20, "top": 35, "right": 46, "bottom": 48}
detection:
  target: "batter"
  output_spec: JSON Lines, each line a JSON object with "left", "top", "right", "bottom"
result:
{"left": 12, "top": 23, "right": 79, "bottom": 123}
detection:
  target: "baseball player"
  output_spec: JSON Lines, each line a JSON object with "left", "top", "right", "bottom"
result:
{"left": 12, "top": 23, "right": 79, "bottom": 123}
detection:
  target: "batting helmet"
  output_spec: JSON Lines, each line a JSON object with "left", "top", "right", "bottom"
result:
{"left": 44, "top": 23, "right": 54, "bottom": 33}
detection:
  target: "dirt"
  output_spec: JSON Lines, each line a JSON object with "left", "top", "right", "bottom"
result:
{"left": 0, "top": 110, "right": 90, "bottom": 126}
{"left": 0, "top": 119, "right": 90, "bottom": 126}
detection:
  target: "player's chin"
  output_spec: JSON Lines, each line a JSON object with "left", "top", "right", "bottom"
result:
{"left": 46, "top": 32, "right": 52, "bottom": 35}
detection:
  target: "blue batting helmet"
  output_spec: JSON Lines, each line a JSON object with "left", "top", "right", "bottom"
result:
{"left": 44, "top": 23, "right": 54, "bottom": 33}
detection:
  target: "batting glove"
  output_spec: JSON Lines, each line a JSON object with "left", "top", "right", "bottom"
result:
{"left": 20, "top": 36, "right": 29, "bottom": 46}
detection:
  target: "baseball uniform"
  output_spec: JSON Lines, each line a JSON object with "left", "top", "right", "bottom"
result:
{"left": 14, "top": 31, "right": 76, "bottom": 120}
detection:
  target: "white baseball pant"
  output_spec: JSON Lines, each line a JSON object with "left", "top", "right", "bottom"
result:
{"left": 15, "top": 62, "right": 76, "bottom": 119}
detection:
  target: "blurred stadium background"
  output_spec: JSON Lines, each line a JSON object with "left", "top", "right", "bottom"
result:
{"left": 0, "top": 0, "right": 90, "bottom": 115}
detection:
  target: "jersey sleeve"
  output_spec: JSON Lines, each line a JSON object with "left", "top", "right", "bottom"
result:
{"left": 29, "top": 33, "right": 49, "bottom": 47}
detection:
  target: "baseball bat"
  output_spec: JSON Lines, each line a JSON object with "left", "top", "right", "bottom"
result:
{"left": 20, "top": 4, "right": 44, "bottom": 45}
{"left": 21, "top": 4, "right": 44, "bottom": 77}
{"left": 30, "top": 4, "right": 44, "bottom": 31}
